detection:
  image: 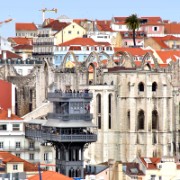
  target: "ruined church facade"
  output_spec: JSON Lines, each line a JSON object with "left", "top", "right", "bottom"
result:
{"left": 1, "top": 50, "right": 180, "bottom": 163}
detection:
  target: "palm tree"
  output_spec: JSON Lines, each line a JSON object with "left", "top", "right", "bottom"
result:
{"left": 125, "top": 14, "right": 140, "bottom": 47}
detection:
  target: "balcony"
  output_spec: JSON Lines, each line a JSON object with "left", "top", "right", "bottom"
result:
{"left": 33, "top": 42, "right": 54, "bottom": 46}
{"left": 32, "top": 52, "right": 53, "bottom": 56}
{"left": 0, "top": 146, "right": 40, "bottom": 152}
{"left": 25, "top": 128, "right": 97, "bottom": 143}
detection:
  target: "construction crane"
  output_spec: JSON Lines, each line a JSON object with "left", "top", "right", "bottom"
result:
{"left": 39, "top": 8, "right": 58, "bottom": 22}
{"left": 0, "top": 18, "right": 13, "bottom": 26}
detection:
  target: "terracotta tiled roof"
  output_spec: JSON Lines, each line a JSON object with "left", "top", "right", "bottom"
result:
{"left": 8, "top": 37, "right": 33, "bottom": 45}
{"left": 151, "top": 35, "right": 180, "bottom": 49}
{"left": 113, "top": 17, "right": 127, "bottom": 25}
{"left": 164, "top": 23, "right": 180, "bottom": 34}
{"left": 44, "top": 20, "right": 69, "bottom": 31}
{"left": 0, "top": 50, "right": 22, "bottom": 59}
{"left": 28, "top": 171, "right": 73, "bottom": 180}
{"left": 13, "top": 44, "right": 33, "bottom": 50}
{"left": 73, "top": 19, "right": 90, "bottom": 25}
{"left": 0, "top": 109, "right": 22, "bottom": 120}
{"left": 114, "top": 47, "right": 152, "bottom": 56}
{"left": 16, "top": 23, "right": 37, "bottom": 31}
{"left": 96, "top": 20, "right": 112, "bottom": 32}
{"left": 123, "top": 162, "right": 144, "bottom": 176}
{"left": 140, "top": 157, "right": 161, "bottom": 170}
{"left": 58, "top": 37, "right": 110, "bottom": 46}
{"left": 140, "top": 16, "right": 163, "bottom": 25}
{"left": 156, "top": 50, "right": 180, "bottom": 63}
{"left": 0, "top": 151, "right": 38, "bottom": 172}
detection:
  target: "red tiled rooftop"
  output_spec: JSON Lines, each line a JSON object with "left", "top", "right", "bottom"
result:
{"left": 8, "top": 37, "right": 33, "bottom": 45}
{"left": 156, "top": 50, "right": 180, "bottom": 63}
{"left": 151, "top": 35, "right": 180, "bottom": 49}
{"left": 114, "top": 47, "right": 152, "bottom": 56}
{"left": 140, "top": 157, "right": 161, "bottom": 170}
{"left": 164, "top": 23, "right": 180, "bottom": 34}
{"left": 0, "top": 50, "right": 22, "bottom": 59}
{"left": 44, "top": 20, "right": 69, "bottom": 31}
{"left": 0, "top": 109, "right": 22, "bottom": 120}
{"left": 13, "top": 44, "right": 33, "bottom": 50}
{"left": 0, "top": 151, "right": 38, "bottom": 172}
{"left": 16, "top": 23, "right": 37, "bottom": 31}
{"left": 28, "top": 171, "right": 73, "bottom": 180}
{"left": 58, "top": 37, "right": 110, "bottom": 46}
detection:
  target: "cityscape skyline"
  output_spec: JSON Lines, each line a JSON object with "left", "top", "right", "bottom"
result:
{"left": 0, "top": 0, "right": 180, "bottom": 38}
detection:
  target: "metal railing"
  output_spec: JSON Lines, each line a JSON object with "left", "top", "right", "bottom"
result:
{"left": 48, "top": 113, "right": 93, "bottom": 121}
{"left": 48, "top": 92, "right": 93, "bottom": 99}
{"left": 25, "top": 129, "right": 97, "bottom": 142}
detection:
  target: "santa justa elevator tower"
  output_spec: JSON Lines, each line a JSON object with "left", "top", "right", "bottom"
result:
{"left": 25, "top": 89, "right": 97, "bottom": 178}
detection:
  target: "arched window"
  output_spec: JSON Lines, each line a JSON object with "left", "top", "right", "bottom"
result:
{"left": 96, "top": 94, "right": 101, "bottom": 129}
{"left": 138, "top": 110, "right": 145, "bottom": 130}
{"left": 152, "top": 82, "right": 157, "bottom": 92}
{"left": 138, "top": 82, "right": 144, "bottom": 92}
{"left": 108, "top": 94, "right": 112, "bottom": 129}
{"left": 152, "top": 110, "right": 158, "bottom": 130}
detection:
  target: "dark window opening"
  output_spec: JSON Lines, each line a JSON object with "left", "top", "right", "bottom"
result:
{"left": 152, "top": 110, "right": 158, "bottom": 130}
{"left": 138, "top": 82, "right": 144, "bottom": 92}
{"left": 152, "top": 82, "right": 157, "bottom": 92}
{"left": 138, "top": 110, "right": 145, "bottom": 130}
{"left": 98, "top": 116, "right": 101, "bottom": 129}
{"left": 108, "top": 94, "right": 112, "bottom": 129}
{"left": 127, "top": 111, "right": 130, "bottom": 130}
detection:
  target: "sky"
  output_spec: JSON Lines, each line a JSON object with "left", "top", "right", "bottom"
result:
{"left": 0, "top": 0, "right": 180, "bottom": 38}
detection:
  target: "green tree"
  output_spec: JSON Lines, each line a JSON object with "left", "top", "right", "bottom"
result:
{"left": 125, "top": 14, "right": 140, "bottom": 47}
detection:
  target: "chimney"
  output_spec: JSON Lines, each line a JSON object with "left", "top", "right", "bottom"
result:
{"left": 8, "top": 108, "right": 11, "bottom": 118}
{"left": 2, "top": 51, "right": 7, "bottom": 60}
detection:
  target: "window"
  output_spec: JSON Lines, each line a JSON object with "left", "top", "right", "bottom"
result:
{"left": 44, "top": 152, "right": 49, "bottom": 161}
{"left": 18, "top": 69, "right": 23, "bottom": 75}
{"left": 152, "top": 82, "right": 157, "bottom": 92}
{"left": 138, "top": 110, "right": 145, "bottom": 130}
{"left": 29, "top": 142, "right": 35, "bottom": 149}
{"left": 127, "top": 111, "right": 130, "bottom": 130}
{"left": 16, "top": 153, "right": 20, "bottom": 158}
{"left": 68, "top": 31, "right": 72, "bottom": 34}
{"left": 152, "top": 110, "right": 158, "bottom": 130}
{"left": 0, "top": 124, "right": 7, "bottom": 130}
{"left": 77, "top": 31, "right": 79, "bottom": 34}
{"left": 29, "top": 153, "right": 34, "bottom": 160}
{"left": 16, "top": 142, "right": 21, "bottom": 149}
{"left": 0, "top": 142, "right": 3, "bottom": 149}
{"left": 138, "top": 82, "right": 144, "bottom": 92}
{"left": 153, "top": 26, "right": 158, "bottom": 31}
{"left": 13, "top": 164, "right": 18, "bottom": 170}
{"left": 97, "top": 94, "right": 101, "bottom": 129}
{"left": 108, "top": 94, "right": 112, "bottom": 129}
{"left": 151, "top": 175, "right": 156, "bottom": 180}
{"left": 13, "top": 124, "right": 20, "bottom": 131}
